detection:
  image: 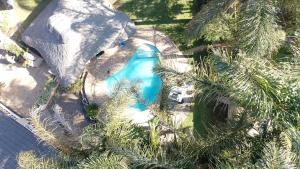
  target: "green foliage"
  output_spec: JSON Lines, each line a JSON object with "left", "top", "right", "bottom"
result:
{"left": 79, "top": 152, "right": 128, "bottom": 169}
{"left": 201, "top": 14, "right": 235, "bottom": 42}
{"left": 277, "top": 0, "right": 299, "bottom": 33}
{"left": 97, "top": 91, "right": 135, "bottom": 122}
{"left": 208, "top": 50, "right": 284, "bottom": 117}
{"left": 255, "top": 142, "right": 297, "bottom": 169}
{"left": 31, "top": 108, "right": 58, "bottom": 146}
{"left": 238, "top": 0, "right": 286, "bottom": 57}
{"left": 285, "top": 121, "right": 300, "bottom": 162}
{"left": 86, "top": 103, "right": 98, "bottom": 120}
{"left": 187, "top": 0, "right": 237, "bottom": 39}
{"left": 149, "top": 117, "right": 160, "bottom": 149}
{"left": 193, "top": 98, "right": 212, "bottom": 136}
{"left": 159, "top": 0, "right": 300, "bottom": 166}
{"left": 116, "top": 0, "right": 192, "bottom": 50}
{"left": 181, "top": 112, "right": 193, "bottom": 129}
{"left": 157, "top": 24, "right": 191, "bottom": 50}
{"left": 3, "top": 43, "right": 25, "bottom": 58}
{"left": 158, "top": 81, "right": 173, "bottom": 111}
{"left": 290, "top": 33, "right": 300, "bottom": 60}
{"left": 80, "top": 123, "right": 106, "bottom": 151}
{"left": 18, "top": 151, "right": 72, "bottom": 169}
{"left": 31, "top": 106, "right": 82, "bottom": 152}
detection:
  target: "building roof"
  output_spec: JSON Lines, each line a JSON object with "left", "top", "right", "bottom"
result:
{"left": 22, "top": 0, "right": 136, "bottom": 86}
{"left": 0, "top": 111, "right": 54, "bottom": 169}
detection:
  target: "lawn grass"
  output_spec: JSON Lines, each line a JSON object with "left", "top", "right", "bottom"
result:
{"left": 114, "top": 0, "right": 193, "bottom": 50}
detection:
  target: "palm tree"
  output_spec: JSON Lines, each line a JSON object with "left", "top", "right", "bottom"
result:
{"left": 165, "top": 0, "right": 300, "bottom": 124}
{"left": 187, "top": 0, "right": 299, "bottom": 55}
{"left": 157, "top": 0, "right": 300, "bottom": 167}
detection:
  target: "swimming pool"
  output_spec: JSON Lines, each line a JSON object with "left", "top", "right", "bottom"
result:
{"left": 106, "top": 44, "right": 163, "bottom": 111}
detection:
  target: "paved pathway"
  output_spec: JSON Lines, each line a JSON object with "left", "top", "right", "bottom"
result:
{"left": 0, "top": 110, "right": 55, "bottom": 169}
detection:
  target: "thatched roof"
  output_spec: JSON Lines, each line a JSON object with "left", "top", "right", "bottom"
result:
{"left": 22, "top": 0, "right": 136, "bottom": 86}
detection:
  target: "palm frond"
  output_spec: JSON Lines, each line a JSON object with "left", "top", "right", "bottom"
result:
{"left": 290, "top": 33, "right": 300, "bottom": 62}
{"left": 31, "top": 106, "right": 81, "bottom": 151}
{"left": 255, "top": 142, "right": 297, "bottom": 169}
{"left": 97, "top": 81, "right": 137, "bottom": 122}
{"left": 199, "top": 50, "right": 284, "bottom": 117}
{"left": 80, "top": 124, "right": 106, "bottom": 150}
{"left": 18, "top": 151, "right": 73, "bottom": 169}
{"left": 78, "top": 152, "right": 128, "bottom": 169}
{"left": 238, "top": 0, "right": 285, "bottom": 57}
{"left": 110, "top": 146, "right": 178, "bottom": 169}
{"left": 284, "top": 122, "right": 300, "bottom": 166}
{"left": 31, "top": 107, "right": 59, "bottom": 145}
{"left": 170, "top": 118, "right": 256, "bottom": 168}
{"left": 187, "top": 0, "right": 238, "bottom": 39}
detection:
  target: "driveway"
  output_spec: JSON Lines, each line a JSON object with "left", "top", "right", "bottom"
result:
{"left": 0, "top": 110, "right": 54, "bottom": 169}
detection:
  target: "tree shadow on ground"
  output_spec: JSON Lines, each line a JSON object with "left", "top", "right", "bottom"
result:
{"left": 116, "top": 0, "right": 189, "bottom": 25}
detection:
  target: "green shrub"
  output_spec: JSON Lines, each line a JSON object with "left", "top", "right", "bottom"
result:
{"left": 4, "top": 43, "right": 25, "bottom": 58}
{"left": 86, "top": 103, "right": 99, "bottom": 120}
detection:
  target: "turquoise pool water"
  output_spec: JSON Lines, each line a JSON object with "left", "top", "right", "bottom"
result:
{"left": 106, "top": 44, "right": 163, "bottom": 111}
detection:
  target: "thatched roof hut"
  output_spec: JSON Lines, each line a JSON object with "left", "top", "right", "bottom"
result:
{"left": 22, "top": 0, "right": 136, "bottom": 86}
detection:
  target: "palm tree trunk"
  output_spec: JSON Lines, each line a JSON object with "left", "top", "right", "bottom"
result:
{"left": 184, "top": 43, "right": 230, "bottom": 55}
